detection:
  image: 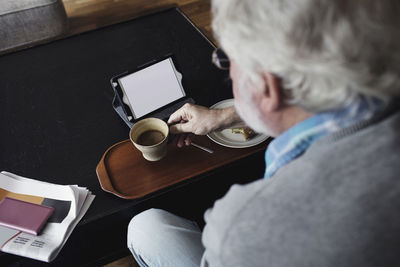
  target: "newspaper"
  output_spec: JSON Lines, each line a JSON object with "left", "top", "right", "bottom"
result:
{"left": 0, "top": 171, "right": 95, "bottom": 262}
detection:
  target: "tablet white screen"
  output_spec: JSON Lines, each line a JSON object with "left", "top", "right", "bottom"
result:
{"left": 118, "top": 58, "right": 185, "bottom": 119}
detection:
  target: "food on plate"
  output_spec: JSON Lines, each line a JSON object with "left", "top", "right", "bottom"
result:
{"left": 232, "top": 127, "right": 257, "bottom": 140}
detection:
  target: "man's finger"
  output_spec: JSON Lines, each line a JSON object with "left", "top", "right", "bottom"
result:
{"left": 169, "top": 122, "right": 192, "bottom": 134}
{"left": 168, "top": 108, "right": 187, "bottom": 124}
{"left": 177, "top": 134, "right": 186, "bottom": 148}
{"left": 184, "top": 135, "right": 192, "bottom": 146}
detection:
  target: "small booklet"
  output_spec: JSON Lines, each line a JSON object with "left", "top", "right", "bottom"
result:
{"left": 0, "top": 197, "right": 54, "bottom": 235}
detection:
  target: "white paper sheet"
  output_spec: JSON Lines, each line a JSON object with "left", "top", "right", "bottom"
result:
{"left": 0, "top": 172, "right": 95, "bottom": 262}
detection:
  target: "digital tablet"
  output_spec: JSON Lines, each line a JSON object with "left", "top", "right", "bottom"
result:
{"left": 110, "top": 55, "right": 193, "bottom": 126}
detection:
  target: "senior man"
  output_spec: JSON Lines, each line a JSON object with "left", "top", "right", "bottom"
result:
{"left": 127, "top": 0, "right": 400, "bottom": 266}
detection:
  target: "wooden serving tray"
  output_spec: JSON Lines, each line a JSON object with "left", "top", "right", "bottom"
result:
{"left": 96, "top": 135, "right": 269, "bottom": 199}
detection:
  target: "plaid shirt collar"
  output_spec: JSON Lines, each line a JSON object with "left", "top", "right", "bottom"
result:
{"left": 264, "top": 95, "right": 383, "bottom": 178}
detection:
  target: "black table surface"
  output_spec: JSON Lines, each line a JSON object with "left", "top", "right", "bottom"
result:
{"left": 0, "top": 8, "right": 266, "bottom": 266}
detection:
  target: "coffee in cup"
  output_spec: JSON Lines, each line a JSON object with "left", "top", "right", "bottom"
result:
{"left": 136, "top": 130, "right": 165, "bottom": 146}
{"left": 129, "top": 118, "right": 169, "bottom": 161}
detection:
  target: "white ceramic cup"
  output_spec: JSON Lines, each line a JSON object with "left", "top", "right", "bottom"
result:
{"left": 129, "top": 118, "right": 169, "bottom": 161}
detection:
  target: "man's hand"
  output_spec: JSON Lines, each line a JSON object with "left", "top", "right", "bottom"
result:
{"left": 168, "top": 103, "right": 219, "bottom": 147}
{"left": 168, "top": 103, "right": 220, "bottom": 135}
{"left": 168, "top": 103, "right": 244, "bottom": 147}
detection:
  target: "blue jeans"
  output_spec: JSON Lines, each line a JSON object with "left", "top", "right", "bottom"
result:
{"left": 127, "top": 208, "right": 205, "bottom": 267}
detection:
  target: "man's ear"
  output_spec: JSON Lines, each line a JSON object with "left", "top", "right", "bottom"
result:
{"left": 258, "top": 73, "right": 282, "bottom": 113}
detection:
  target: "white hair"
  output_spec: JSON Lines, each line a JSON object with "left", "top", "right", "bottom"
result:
{"left": 212, "top": 0, "right": 400, "bottom": 112}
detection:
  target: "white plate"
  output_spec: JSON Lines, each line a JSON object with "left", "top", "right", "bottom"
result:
{"left": 207, "top": 99, "right": 269, "bottom": 148}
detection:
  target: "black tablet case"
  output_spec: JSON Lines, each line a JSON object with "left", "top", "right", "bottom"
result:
{"left": 110, "top": 54, "right": 194, "bottom": 128}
